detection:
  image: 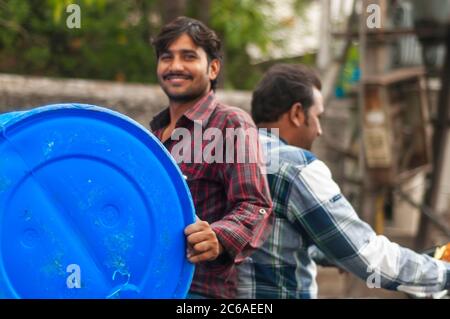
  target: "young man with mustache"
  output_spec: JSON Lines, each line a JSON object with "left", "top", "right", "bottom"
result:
{"left": 150, "top": 17, "right": 273, "bottom": 299}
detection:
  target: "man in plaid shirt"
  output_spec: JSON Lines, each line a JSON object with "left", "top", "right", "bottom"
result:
{"left": 150, "top": 17, "right": 272, "bottom": 298}
{"left": 237, "top": 64, "right": 450, "bottom": 298}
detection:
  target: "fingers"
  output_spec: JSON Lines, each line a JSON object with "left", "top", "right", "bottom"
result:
{"left": 184, "top": 219, "right": 210, "bottom": 236}
{"left": 184, "top": 219, "right": 221, "bottom": 263}
{"left": 186, "top": 230, "right": 215, "bottom": 246}
{"left": 190, "top": 240, "right": 217, "bottom": 254}
{"left": 188, "top": 250, "right": 219, "bottom": 264}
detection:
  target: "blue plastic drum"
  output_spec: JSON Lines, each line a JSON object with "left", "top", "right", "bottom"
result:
{"left": 0, "top": 103, "right": 195, "bottom": 298}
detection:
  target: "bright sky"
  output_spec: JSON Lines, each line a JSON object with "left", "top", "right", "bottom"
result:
{"left": 247, "top": 0, "right": 354, "bottom": 63}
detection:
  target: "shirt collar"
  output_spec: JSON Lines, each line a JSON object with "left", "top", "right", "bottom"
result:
{"left": 149, "top": 91, "right": 217, "bottom": 131}
{"left": 183, "top": 91, "right": 217, "bottom": 127}
{"left": 258, "top": 127, "right": 288, "bottom": 145}
{"left": 149, "top": 107, "right": 170, "bottom": 131}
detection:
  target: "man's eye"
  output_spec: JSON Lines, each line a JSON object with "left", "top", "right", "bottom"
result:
{"left": 184, "top": 54, "right": 197, "bottom": 60}
{"left": 160, "top": 54, "right": 172, "bottom": 61}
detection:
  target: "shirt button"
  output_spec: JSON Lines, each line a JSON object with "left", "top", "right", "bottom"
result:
{"left": 259, "top": 208, "right": 267, "bottom": 215}
{"left": 183, "top": 175, "right": 188, "bottom": 180}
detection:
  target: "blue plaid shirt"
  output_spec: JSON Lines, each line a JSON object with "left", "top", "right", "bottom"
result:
{"left": 237, "top": 130, "right": 450, "bottom": 298}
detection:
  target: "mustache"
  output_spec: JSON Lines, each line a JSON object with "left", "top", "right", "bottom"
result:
{"left": 162, "top": 72, "right": 193, "bottom": 80}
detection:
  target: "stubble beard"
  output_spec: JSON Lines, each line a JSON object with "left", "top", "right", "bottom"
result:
{"left": 164, "top": 87, "right": 206, "bottom": 103}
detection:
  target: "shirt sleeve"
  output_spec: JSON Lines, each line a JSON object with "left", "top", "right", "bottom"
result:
{"left": 288, "top": 159, "right": 450, "bottom": 294}
{"left": 210, "top": 112, "right": 273, "bottom": 263}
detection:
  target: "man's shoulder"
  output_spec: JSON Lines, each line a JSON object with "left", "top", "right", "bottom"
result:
{"left": 211, "top": 102, "right": 254, "bottom": 127}
{"left": 266, "top": 139, "right": 318, "bottom": 167}
{"left": 284, "top": 145, "right": 316, "bottom": 162}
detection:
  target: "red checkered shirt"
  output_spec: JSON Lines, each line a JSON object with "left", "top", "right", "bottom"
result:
{"left": 150, "top": 91, "right": 273, "bottom": 298}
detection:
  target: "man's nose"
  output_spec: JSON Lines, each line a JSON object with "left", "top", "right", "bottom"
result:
{"left": 169, "top": 56, "right": 184, "bottom": 71}
{"left": 317, "top": 124, "right": 323, "bottom": 137}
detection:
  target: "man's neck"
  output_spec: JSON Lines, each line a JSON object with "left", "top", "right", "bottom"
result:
{"left": 168, "top": 101, "right": 195, "bottom": 125}
{"left": 167, "top": 92, "right": 209, "bottom": 125}
{"left": 258, "top": 122, "right": 289, "bottom": 142}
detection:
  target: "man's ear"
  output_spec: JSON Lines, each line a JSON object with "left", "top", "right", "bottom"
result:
{"left": 289, "top": 102, "right": 305, "bottom": 127}
{"left": 208, "top": 59, "right": 221, "bottom": 81}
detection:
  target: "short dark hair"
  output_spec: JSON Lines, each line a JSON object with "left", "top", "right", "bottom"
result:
{"left": 251, "top": 64, "right": 322, "bottom": 124}
{"left": 152, "top": 16, "right": 222, "bottom": 90}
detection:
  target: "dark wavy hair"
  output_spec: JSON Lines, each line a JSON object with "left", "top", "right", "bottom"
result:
{"left": 251, "top": 64, "right": 322, "bottom": 124}
{"left": 152, "top": 16, "right": 222, "bottom": 91}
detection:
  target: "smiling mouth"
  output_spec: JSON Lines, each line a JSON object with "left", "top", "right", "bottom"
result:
{"left": 163, "top": 74, "right": 193, "bottom": 81}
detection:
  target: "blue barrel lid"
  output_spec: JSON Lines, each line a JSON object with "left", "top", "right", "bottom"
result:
{"left": 0, "top": 103, "right": 195, "bottom": 298}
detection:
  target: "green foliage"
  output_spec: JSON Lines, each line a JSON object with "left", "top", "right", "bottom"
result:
{"left": 0, "top": 0, "right": 158, "bottom": 82}
{"left": 208, "top": 0, "right": 274, "bottom": 89}
{"left": 0, "top": 0, "right": 314, "bottom": 89}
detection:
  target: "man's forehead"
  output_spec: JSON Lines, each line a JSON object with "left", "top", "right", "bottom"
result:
{"left": 165, "top": 34, "right": 201, "bottom": 51}
{"left": 312, "top": 87, "right": 324, "bottom": 112}
{"left": 163, "top": 47, "right": 198, "bottom": 54}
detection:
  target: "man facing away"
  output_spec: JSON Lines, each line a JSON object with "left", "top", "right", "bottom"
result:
{"left": 149, "top": 17, "right": 273, "bottom": 299}
{"left": 237, "top": 63, "right": 450, "bottom": 298}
